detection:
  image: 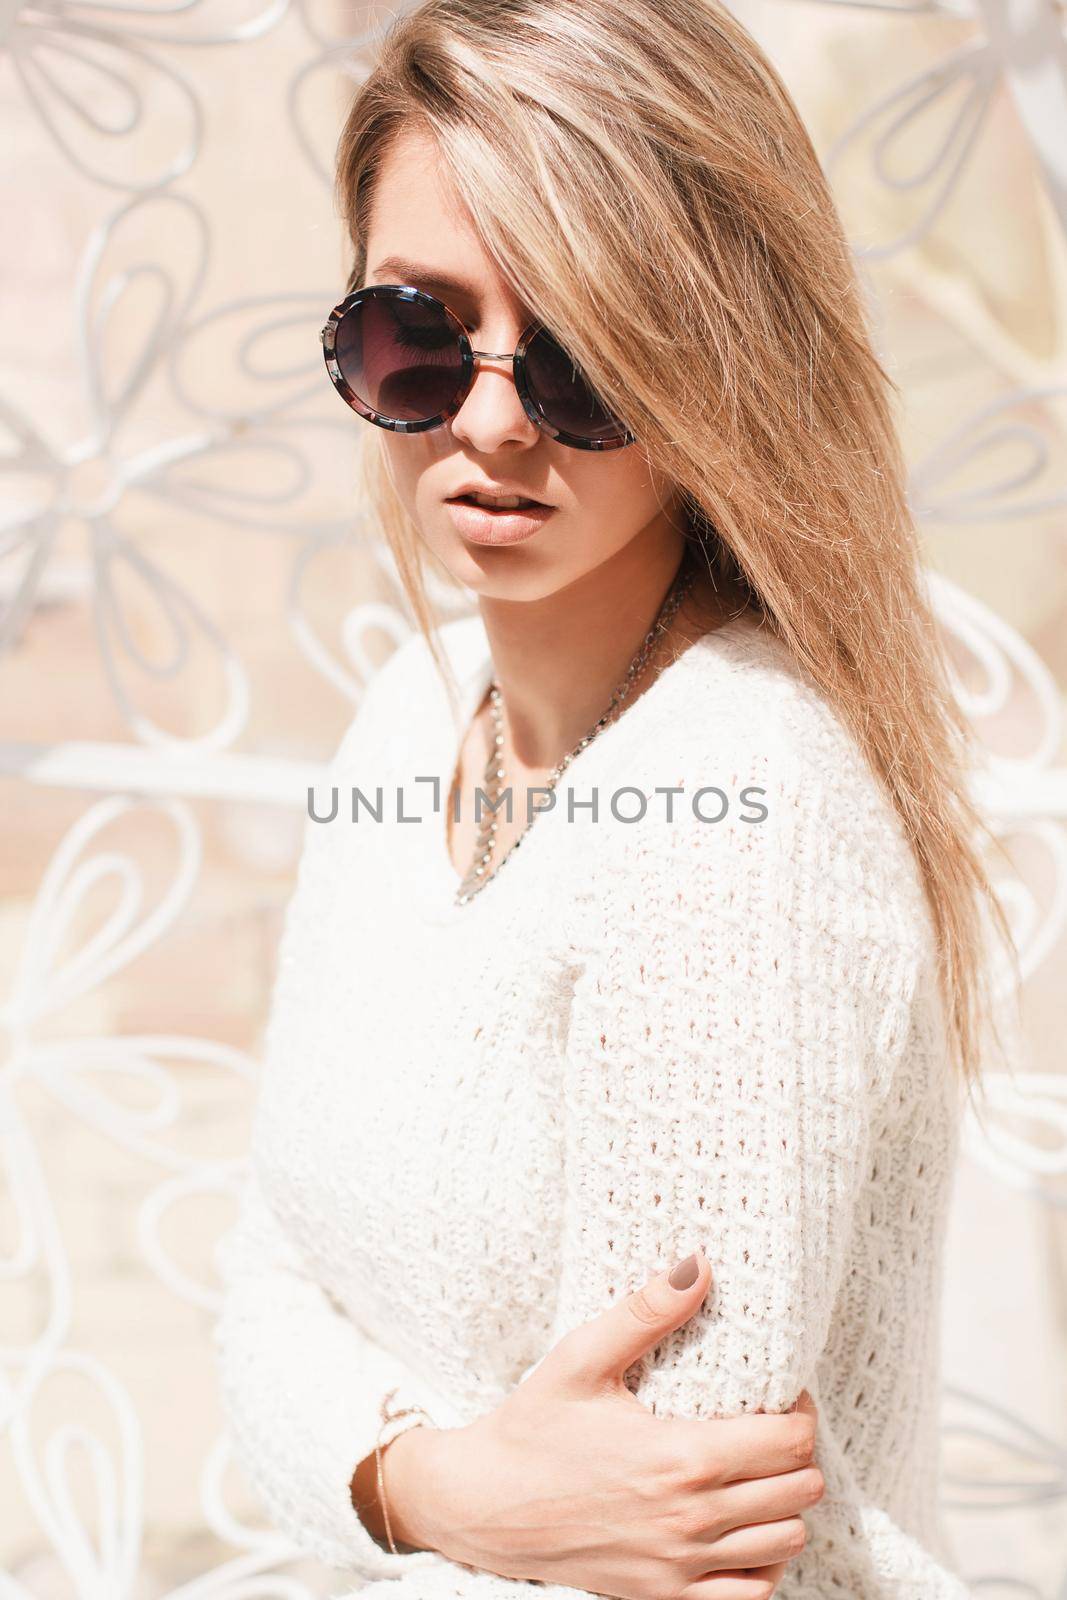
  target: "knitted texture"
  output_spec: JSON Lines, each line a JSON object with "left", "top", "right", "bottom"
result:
{"left": 212, "top": 608, "right": 973, "bottom": 1598}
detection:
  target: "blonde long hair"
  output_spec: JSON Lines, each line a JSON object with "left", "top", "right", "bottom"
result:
{"left": 333, "top": 0, "right": 1018, "bottom": 1091}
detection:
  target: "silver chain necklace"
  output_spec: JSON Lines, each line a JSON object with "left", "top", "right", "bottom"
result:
{"left": 451, "top": 551, "right": 698, "bottom": 906}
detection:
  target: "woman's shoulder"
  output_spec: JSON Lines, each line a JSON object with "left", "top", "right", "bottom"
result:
{"left": 564, "top": 617, "right": 943, "bottom": 1082}
{"left": 669, "top": 610, "right": 872, "bottom": 770}
{"left": 610, "top": 611, "right": 935, "bottom": 962}
{"left": 369, "top": 612, "right": 488, "bottom": 693}
{"left": 328, "top": 613, "right": 487, "bottom": 774}
{"left": 676, "top": 613, "right": 919, "bottom": 858}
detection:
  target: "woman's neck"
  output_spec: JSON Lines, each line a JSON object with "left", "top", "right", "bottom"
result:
{"left": 476, "top": 528, "right": 745, "bottom": 770}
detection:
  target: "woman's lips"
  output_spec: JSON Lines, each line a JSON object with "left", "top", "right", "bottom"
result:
{"left": 445, "top": 495, "right": 556, "bottom": 546}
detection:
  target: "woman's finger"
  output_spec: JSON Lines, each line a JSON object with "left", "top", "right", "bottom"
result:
{"left": 681, "top": 1560, "right": 791, "bottom": 1599}
{"left": 694, "top": 1513, "right": 807, "bottom": 1569}
{"left": 699, "top": 1462, "right": 825, "bottom": 1535}
{"left": 676, "top": 1388, "right": 817, "bottom": 1486}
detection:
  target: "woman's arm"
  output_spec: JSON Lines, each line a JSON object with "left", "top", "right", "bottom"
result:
{"left": 534, "top": 709, "right": 974, "bottom": 1599}
{"left": 211, "top": 644, "right": 464, "bottom": 1581}
{"left": 212, "top": 1154, "right": 459, "bottom": 1581}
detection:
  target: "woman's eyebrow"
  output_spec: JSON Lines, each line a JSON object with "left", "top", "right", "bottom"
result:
{"left": 368, "top": 256, "right": 480, "bottom": 301}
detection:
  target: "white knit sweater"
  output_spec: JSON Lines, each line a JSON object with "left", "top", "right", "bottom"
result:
{"left": 212, "top": 607, "right": 974, "bottom": 1599}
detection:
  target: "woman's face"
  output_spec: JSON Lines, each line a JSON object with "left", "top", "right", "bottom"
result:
{"left": 360, "top": 128, "right": 684, "bottom": 601}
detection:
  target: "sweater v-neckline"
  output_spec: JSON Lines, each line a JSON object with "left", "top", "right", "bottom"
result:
{"left": 419, "top": 607, "right": 760, "bottom": 923}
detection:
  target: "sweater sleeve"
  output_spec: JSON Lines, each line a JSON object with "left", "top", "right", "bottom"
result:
{"left": 533, "top": 717, "right": 974, "bottom": 1600}
{"left": 210, "top": 641, "right": 460, "bottom": 1583}
{"left": 211, "top": 1155, "right": 457, "bottom": 1581}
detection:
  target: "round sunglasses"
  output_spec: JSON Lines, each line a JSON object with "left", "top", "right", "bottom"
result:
{"left": 320, "top": 283, "right": 635, "bottom": 451}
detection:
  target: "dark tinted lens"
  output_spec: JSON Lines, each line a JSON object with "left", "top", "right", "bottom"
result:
{"left": 335, "top": 294, "right": 466, "bottom": 421}
{"left": 523, "top": 327, "right": 627, "bottom": 443}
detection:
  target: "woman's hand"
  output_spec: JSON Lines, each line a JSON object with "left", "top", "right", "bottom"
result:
{"left": 390, "top": 1250, "right": 824, "bottom": 1600}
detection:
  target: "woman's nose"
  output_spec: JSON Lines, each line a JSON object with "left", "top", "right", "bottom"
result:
{"left": 449, "top": 354, "right": 541, "bottom": 453}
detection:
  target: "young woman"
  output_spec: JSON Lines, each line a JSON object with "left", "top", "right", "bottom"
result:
{"left": 212, "top": 2, "right": 1016, "bottom": 1596}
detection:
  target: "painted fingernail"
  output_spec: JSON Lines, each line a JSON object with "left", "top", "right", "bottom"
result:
{"left": 668, "top": 1253, "right": 699, "bottom": 1289}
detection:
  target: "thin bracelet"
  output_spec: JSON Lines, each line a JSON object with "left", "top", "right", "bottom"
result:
{"left": 374, "top": 1386, "right": 436, "bottom": 1555}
